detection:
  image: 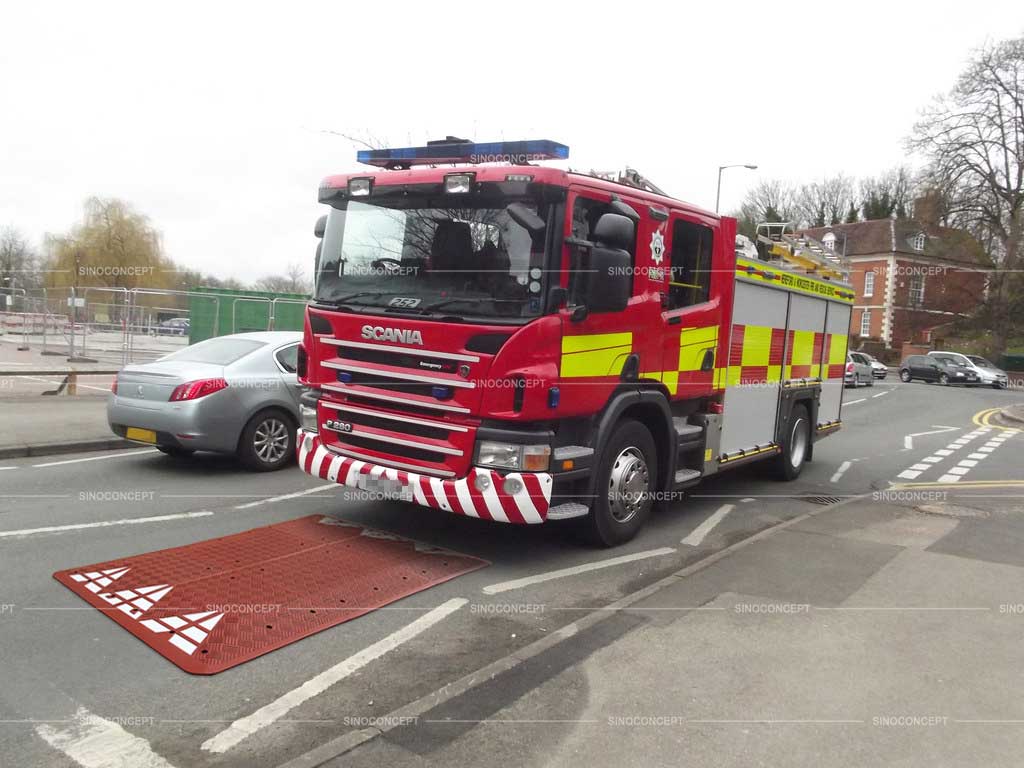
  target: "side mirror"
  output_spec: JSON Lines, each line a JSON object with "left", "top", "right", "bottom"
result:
{"left": 585, "top": 246, "right": 631, "bottom": 314}
{"left": 314, "top": 215, "right": 327, "bottom": 239}
{"left": 506, "top": 202, "right": 546, "bottom": 233}
{"left": 593, "top": 213, "right": 635, "bottom": 252}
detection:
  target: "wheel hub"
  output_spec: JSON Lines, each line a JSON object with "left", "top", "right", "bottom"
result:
{"left": 254, "top": 418, "right": 289, "bottom": 463}
{"left": 607, "top": 447, "right": 651, "bottom": 524}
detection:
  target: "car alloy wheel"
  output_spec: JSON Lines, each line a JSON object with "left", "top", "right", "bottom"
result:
{"left": 254, "top": 417, "right": 290, "bottom": 464}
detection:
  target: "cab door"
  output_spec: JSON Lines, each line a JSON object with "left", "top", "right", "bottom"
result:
{"left": 657, "top": 211, "right": 722, "bottom": 400}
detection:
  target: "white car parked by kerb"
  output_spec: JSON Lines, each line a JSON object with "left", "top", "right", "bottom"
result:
{"left": 927, "top": 351, "right": 1009, "bottom": 389}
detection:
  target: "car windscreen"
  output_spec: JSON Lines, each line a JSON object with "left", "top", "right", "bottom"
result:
{"left": 161, "top": 337, "right": 264, "bottom": 365}
{"left": 967, "top": 355, "right": 994, "bottom": 367}
{"left": 931, "top": 354, "right": 959, "bottom": 365}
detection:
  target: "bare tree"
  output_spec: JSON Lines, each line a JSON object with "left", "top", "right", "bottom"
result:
{"left": 911, "top": 36, "right": 1024, "bottom": 354}
{"left": 0, "top": 227, "right": 40, "bottom": 298}
{"left": 739, "top": 179, "right": 799, "bottom": 231}
{"left": 794, "top": 175, "right": 856, "bottom": 228}
{"left": 859, "top": 167, "right": 915, "bottom": 220}
{"left": 255, "top": 262, "right": 312, "bottom": 295}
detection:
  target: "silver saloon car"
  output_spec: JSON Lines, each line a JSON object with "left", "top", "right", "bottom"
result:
{"left": 108, "top": 332, "right": 303, "bottom": 470}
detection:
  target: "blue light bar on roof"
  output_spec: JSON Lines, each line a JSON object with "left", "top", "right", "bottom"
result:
{"left": 357, "top": 139, "right": 569, "bottom": 168}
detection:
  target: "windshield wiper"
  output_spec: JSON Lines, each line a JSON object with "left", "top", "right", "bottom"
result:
{"left": 422, "top": 297, "right": 525, "bottom": 312}
{"left": 325, "top": 291, "right": 393, "bottom": 306}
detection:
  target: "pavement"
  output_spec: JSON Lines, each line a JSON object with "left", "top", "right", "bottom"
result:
{"left": 2, "top": 378, "right": 1024, "bottom": 767}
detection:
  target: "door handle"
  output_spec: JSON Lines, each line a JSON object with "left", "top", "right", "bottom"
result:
{"left": 668, "top": 316, "right": 681, "bottom": 325}
{"left": 701, "top": 349, "right": 715, "bottom": 371}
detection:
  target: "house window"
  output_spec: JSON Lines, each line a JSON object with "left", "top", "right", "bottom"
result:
{"left": 909, "top": 274, "right": 925, "bottom": 304}
{"left": 863, "top": 270, "right": 875, "bottom": 298}
{"left": 912, "top": 233, "right": 926, "bottom": 251}
{"left": 860, "top": 310, "right": 871, "bottom": 337}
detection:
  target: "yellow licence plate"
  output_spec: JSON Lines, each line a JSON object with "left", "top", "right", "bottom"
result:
{"left": 125, "top": 427, "right": 157, "bottom": 444}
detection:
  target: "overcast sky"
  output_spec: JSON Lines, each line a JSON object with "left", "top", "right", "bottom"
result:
{"left": 2, "top": 1, "right": 1021, "bottom": 283}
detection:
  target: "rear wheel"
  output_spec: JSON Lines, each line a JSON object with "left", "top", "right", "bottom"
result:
{"left": 584, "top": 420, "right": 656, "bottom": 547}
{"left": 899, "top": 369, "right": 912, "bottom": 382}
{"left": 157, "top": 446, "right": 194, "bottom": 458}
{"left": 239, "top": 409, "right": 296, "bottom": 472}
{"left": 774, "top": 404, "right": 809, "bottom": 481}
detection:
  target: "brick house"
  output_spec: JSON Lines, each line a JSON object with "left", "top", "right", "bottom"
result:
{"left": 798, "top": 218, "right": 988, "bottom": 352}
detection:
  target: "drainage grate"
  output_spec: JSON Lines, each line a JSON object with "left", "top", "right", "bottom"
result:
{"left": 798, "top": 496, "right": 843, "bottom": 506}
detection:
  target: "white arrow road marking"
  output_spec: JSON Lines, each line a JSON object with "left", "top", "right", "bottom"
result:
{"left": 0, "top": 511, "right": 213, "bottom": 539}
{"left": 482, "top": 548, "right": 676, "bottom": 595}
{"left": 903, "top": 426, "right": 960, "bottom": 450}
{"left": 202, "top": 597, "right": 467, "bottom": 754}
{"left": 682, "top": 504, "right": 735, "bottom": 546}
{"left": 36, "top": 706, "right": 177, "bottom": 768}
{"left": 830, "top": 461, "right": 852, "bottom": 483}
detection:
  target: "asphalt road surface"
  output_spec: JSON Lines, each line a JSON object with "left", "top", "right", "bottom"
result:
{"left": 1, "top": 379, "right": 1021, "bottom": 767}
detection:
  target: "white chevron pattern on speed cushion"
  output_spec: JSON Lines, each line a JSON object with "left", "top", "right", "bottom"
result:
{"left": 97, "top": 584, "right": 173, "bottom": 620}
{"left": 141, "top": 611, "right": 224, "bottom": 656}
{"left": 68, "top": 566, "right": 130, "bottom": 594}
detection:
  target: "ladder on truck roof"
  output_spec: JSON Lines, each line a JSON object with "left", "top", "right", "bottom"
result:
{"left": 754, "top": 222, "right": 848, "bottom": 282}
{"left": 585, "top": 168, "right": 669, "bottom": 197}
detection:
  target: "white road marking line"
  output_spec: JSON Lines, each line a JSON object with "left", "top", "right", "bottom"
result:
{"left": 0, "top": 511, "right": 213, "bottom": 539}
{"left": 482, "top": 548, "right": 677, "bottom": 595}
{"left": 897, "top": 469, "right": 922, "bottom": 480}
{"left": 909, "top": 464, "right": 931, "bottom": 471}
{"left": 922, "top": 457, "right": 943, "bottom": 463}
{"left": 0, "top": 466, "right": 15, "bottom": 471}
{"left": 35, "top": 706, "right": 176, "bottom": 768}
{"left": 948, "top": 467, "right": 971, "bottom": 476}
{"left": 903, "top": 426, "right": 960, "bottom": 450}
{"left": 968, "top": 453, "right": 987, "bottom": 460}
{"left": 872, "top": 392, "right": 887, "bottom": 398}
{"left": 233, "top": 485, "right": 336, "bottom": 509}
{"left": 979, "top": 447, "right": 995, "bottom": 453}
{"left": 935, "top": 449, "right": 953, "bottom": 456}
{"left": 937, "top": 474, "right": 961, "bottom": 483}
{"left": 201, "top": 598, "right": 468, "bottom": 754}
{"left": 32, "top": 449, "right": 156, "bottom": 468}
{"left": 20, "top": 374, "right": 112, "bottom": 393}
{"left": 845, "top": 398, "right": 866, "bottom": 405}
{"left": 740, "top": 497, "right": 755, "bottom": 503}
{"left": 682, "top": 504, "right": 736, "bottom": 546}
{"left": 958, "top": 460, "right": 979, "bottom": 468}
{"left": 830, "top": 461, "right": 852, "bottom": 483}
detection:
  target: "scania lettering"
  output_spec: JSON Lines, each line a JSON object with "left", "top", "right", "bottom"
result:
{"left": 361, "top": 326, "right": 424, "bottom": 345}
{"left": 298, "top": 139, "right": 852, "bottom": 546}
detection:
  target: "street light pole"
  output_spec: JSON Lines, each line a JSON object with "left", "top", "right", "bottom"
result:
{"left": 715, "top": 163, "right": 758, "bottom": 213}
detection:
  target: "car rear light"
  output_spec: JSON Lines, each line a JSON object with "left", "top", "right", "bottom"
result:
{"left": 110, "top": 376, "right": 118, "bottom": 394}
{"left": 170, "top": 378, "right": 228, "bottom": 401}
{"left": 846, "top": 362, "right": 854, "bottom": 374}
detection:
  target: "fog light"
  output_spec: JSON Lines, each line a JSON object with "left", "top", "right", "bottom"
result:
{"left": 474, "top": 473, "right": 491, "bottom": 492}
{"left": 502, "top": 477, "right": 523, "bottom": 495}
{"left": 299, "top": 404, "right": 318, "bottom": 433}
{"left": 431, "top": 385, "right": 453, "bottom": 400}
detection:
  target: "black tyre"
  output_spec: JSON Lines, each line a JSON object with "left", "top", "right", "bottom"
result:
{"left": 939, "top": 373, "right": 950, "bottom": 386}
{"left": 157, "top": 446, "right": 195, "bottom": 458}
{"left": 899, "top": 369, "right": 912, "bottom": 382}
{"left": 584, "top": 419, "right": 657, "bottom": 547}
{"left": 239, "top": 409, "right": 296, "bottom": 472}
{"left": 774, "top": 403, "right": 810, "bottom": 481}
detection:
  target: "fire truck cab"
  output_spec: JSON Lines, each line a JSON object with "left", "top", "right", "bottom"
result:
{"left": 297, "top": 140, "right": 853, "bottom": 545}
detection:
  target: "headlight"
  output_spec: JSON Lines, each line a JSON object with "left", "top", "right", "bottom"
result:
{"left": 955, "top": 371, "right": 964, "bottom": 377}
{"left": 476, "top": 441, "right": 551, "bottom": 471}
{"left": 299, "top": 404, "right": 318, "bottom": 432}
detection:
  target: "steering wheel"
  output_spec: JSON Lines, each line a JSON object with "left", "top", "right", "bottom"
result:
{"left": 370, "top": 258, "right": 404, "bottom": 273}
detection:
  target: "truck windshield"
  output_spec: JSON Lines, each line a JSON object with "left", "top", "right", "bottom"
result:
{"left": 315, "top": 194, "right": 549, "bottom": 319}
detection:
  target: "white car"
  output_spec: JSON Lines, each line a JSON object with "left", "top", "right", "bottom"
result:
{"left": 851, "top": 351, "right": 887, "bottom": 380}
{"left": 927, "top": 351, "right": 1008, "bottom": 389}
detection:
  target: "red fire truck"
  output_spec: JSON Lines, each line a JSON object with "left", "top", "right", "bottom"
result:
{"left": 297, "top": 140, "right": 853, "bottom": 545}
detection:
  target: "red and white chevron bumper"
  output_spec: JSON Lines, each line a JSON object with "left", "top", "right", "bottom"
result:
{"left": 298, "top": 431, "right": 553, "bottom": 524}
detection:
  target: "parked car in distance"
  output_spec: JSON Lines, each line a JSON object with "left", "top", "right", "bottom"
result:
{"left": 927, "top": 351, "right": 1009, "bottom": 389}
{"left": 845, "top": 352, "right": 874, "bottom": 387}
{"left": 853, "top": 351, "right": 888, "bottom": 379}
{"left": 108, "top": 331, "right": 303, "bottom": 470}
{"left": 899, "top": 354, "right": 979, "bottom": 386}
{"left": 156, "top": 317, "right": 190, "bottom": 336}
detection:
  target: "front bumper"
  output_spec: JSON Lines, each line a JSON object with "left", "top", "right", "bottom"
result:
{"left": 298, "top": 431, "right": 553, "bottom": 524}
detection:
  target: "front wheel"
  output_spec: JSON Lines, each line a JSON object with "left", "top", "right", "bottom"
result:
{"left": 774, "top": 404, "right": 810, "bottom": 481}
{"left": 239, "top": 409, "right": 296, "bottom": 472}
{"left": 939, "top": 373, "right": 950, "bottom": 386}
{"left": 584, "top": 420, "right": 656, "bottom": 547}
